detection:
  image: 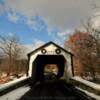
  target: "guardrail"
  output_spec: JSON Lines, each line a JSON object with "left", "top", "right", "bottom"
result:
{"left": 0, "top": 76, "right": 31, "bottom": 96}
{"left": 70, "top": 76, "right": 100, "bottom": 96}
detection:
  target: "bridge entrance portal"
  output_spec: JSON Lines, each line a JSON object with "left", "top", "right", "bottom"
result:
{"left": 32, "top": 55, "right": 66, "bottom": 83}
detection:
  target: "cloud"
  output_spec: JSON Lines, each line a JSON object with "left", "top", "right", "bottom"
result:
{"left": 7, "top": 12, "right": 19, "bottom": 23}
{"left": 23, "top": 44, "right": 34, "bottom": 53}
{"left": 91, "top": 12, "right": 100, "bottom": 29}
{"left": 27, "top": 16, "right": 47, "bottom": 31}
{"left": 1, "top": 0, "right": 100, "bottom": 46}
{"left": 8, "top": 32, "right": 15, "bottom": 37}
{"left": 48, "top": 28, "right": 74, "bottom": 45}
{"left": 92, "top": 17, "right": 100, "bottom": 29}
{"left": 0, "top": 3, "right": 4, "bottom": 14}
{"left": 22, "top": 39, "right": 45, "bottom": 58}
{"left": 24, "top": 39, "right": 45, "bottom": 54}
{"left": 1, "top": 0, "right": 94, "bottom": 30}
{"left": 53, "top": 29, "right": 74, "bottom": 46}
{"left": 33, "top": 39, "right": 45, "bottom": 48}
{"left": 57, "top": 29, "right": 73, "bottom": 39}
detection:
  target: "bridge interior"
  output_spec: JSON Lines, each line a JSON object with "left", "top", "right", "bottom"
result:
{"left": 31, "top": 55, "right": 66, "bottom": 83}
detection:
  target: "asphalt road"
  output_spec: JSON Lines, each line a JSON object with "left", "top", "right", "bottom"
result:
{"left": 19, "top": 79, "right": 95, "bottom": 100}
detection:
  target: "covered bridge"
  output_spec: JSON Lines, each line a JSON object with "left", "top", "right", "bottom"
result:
{"left": 27, "top": 41, "right": 74, "bottom": 83}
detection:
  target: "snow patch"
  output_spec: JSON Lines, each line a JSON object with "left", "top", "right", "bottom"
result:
{"left": 76, "top": 87, "right": 100, "bottom": 100}
{"left": 0, "top": 86, "right": 30, "bottom": 100}
{"left": 71, "top": 76, "right": 100, "bottom": 91}
{"left": 0, "top": 76, "right": 29, "bottom": 91}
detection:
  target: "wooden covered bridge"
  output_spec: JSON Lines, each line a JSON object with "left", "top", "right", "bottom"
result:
{"left": 27, "top": 41, "right": 74, "bottom": 84}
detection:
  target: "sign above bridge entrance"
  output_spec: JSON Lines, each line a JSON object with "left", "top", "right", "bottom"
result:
{"left": 41, "top": 48, "right": 61, "bottom": 55}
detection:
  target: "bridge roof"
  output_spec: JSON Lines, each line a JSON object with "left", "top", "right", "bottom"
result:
{"left": 27, "top": 41, "right": 73, "bottom": 57}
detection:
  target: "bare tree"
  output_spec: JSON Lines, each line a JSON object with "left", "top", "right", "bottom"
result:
{"left": 82, "top": 15, "right": 100, "bottom": 59}
{"left": 83, "top": 1, "right": 100, "bottom": 42}
{"left": 0, "top": 34, "right": 23, "bottom": 76}
{"left": 80, "top": 10, "right": 100, "bottom": 80}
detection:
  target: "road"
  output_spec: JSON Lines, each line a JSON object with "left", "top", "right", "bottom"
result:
{"left": 19, "top": 79, "right": 95, "bottom": 100}
{"left": 0, "top": 79, "right": 96, "bottom": 100}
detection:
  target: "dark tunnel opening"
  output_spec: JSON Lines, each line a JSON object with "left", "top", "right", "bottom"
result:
{"left": 31, "top": 55, "right": 66, "bottom": 83}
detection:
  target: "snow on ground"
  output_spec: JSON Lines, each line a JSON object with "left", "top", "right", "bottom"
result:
{"left": 76, "top": 87, "right": 100, "bottom": 100}
{"left": 0, "top": 86, "right": 30, "bottom": 100}
{"left": 71, "top": 76, "right": 100, "bottom": 91}
{"left": 0, "top": 75, "right": 29, "bottom": 91}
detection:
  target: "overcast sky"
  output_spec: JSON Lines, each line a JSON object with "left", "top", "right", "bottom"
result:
{"left": 0, "top": 0, "right": 100, "bottom": 52}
